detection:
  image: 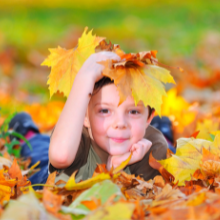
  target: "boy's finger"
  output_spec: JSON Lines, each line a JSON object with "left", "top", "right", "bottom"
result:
{"left": 131, "top": 144, "right": 138, "bottom": 151}
{"left": 97, "top": 51, "right": 121, "bottom": 61}
{"left": 140, "top": 139, "right": 152, "bottom": 147}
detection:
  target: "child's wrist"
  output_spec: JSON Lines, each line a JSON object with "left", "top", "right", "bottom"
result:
{"left": 76, "top": 71, "right": 96, "bottom": 84}
{"left": 74, "top": 73, "right": 95, "bottom": 89}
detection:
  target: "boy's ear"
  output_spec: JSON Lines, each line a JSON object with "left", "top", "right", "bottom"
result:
{"left": 146, "top": 110, "right": 155, "bottom": 127}
{"left": 83, "top": 116, "right": 90, "bottom": 128}
{"left": 83, "top": 110, "right": 91, "bottom": 128}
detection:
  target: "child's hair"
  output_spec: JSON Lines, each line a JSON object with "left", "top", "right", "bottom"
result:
{"left": 93, "top": 77, "right": 155, "bottom": 119}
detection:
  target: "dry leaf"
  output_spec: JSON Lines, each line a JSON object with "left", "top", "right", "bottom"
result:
{"left": 42, "top": 27, "right": 105, "bottom": 98}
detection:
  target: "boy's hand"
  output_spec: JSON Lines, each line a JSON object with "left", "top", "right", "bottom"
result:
{"left": 107, "top": 138, "right": 152, "bottom": 170}
{"left": 78, "top": 52, "right": 121, "bottom": 83}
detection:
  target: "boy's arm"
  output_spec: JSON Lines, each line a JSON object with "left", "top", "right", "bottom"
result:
{"left": 49, "top": 52, "right": 120, "bottom": 169}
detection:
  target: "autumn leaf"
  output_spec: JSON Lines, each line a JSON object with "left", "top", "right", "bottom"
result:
{"left": 65, "top": 171, "right": 111, "bottom": 191}
{"left": 154, "top": 184, "right": 186, "bottom": 203}
{"left": 158, "top": 138, "right": 207, "bottom": 186}
{"left": 42, "top": 27, "right": 105, "bottom": 98}
{"left": 8, "top": 159, "right": 22, "bottom": 180}
{"left": 112, "top": 152, "right": 132, "bottom": 175}
{"left": 99, "top": 58, "right": 175, "bottom": 115}
{"left": 158, "top": 133, "right": 220, "bottom": 186}
{"left": 0, "top": 169, "right": 16, "bottom": 188}
{"left": 161, "top": 87, "right": 197, "bottom": 133}
{"left": 86, "top": 201, "right": 135, "bottom": 220}
{"left": 187, "top": 192, "right": 207, "bottom": 206}
{"left": 61, "top": 180, "right": 124, "bottom": 216}
{"left": 92, "top": 164, "right": 108, "bottom": 177}
{"left": 0, "top": 191, "right": 57, "bottom": 220}
{"left": 42, "top": 188, "right": 72, "bottom": 220}
{"left": 149, "top": 151, "right": 175, "bottom": 184}
{"left": 25, "top": 101, "right": 64, "bottom": 132}
{"left": 190, "top": 130, "right": 200, "bottom": 138}
{"left": 196, "top": 118, "right": 219, "bottom": 141}
{"left": 192, "top": 147, "right": 220, "bottom": 183}
{"left": 8, "top": 159, "right": 31, "bottom": 197}
{"left": 0, "top": 184, "right": 11, "bottom": 205}
{"left": 43, "top": 188, "right": 63, "bottom": 213}
{"left": 81, "top": 199, "right": 101, "bottom": 211}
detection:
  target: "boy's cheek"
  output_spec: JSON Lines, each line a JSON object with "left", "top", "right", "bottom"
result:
{"left": 131, "top": 123, "right": 146, "bottom": 140}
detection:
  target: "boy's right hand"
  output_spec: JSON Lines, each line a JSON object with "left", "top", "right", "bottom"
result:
{"left": 78, "top": 52, "right": 121, "bottom": 83}
{"left": 107, "top": 138, "right": 152, "bottom": 171}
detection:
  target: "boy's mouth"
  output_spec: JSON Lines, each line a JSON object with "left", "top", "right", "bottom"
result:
{"left": 110, "top": 138, "right": 128, "bottom": 143}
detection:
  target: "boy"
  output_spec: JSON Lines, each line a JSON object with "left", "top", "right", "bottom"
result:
{"left": 49, "top": 51, "right": 167, "bottom": 182}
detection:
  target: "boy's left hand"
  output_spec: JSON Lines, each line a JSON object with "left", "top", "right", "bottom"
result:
{"left": 107, "top": 138, "right": 152, "bottom": 170}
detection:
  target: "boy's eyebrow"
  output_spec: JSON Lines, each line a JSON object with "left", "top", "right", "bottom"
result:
{"left": 94, "top": 102, "right": 113, "bottom": 107}
{"left": 94, "top": 103, "right": 144, "bottom": 107}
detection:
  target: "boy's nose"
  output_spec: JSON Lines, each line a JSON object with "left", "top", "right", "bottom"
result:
{"left": 112, "top": 115, "right": 128, "bottom": 129}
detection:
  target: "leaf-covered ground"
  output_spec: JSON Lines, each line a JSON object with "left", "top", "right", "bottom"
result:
{"left": 0, "top": 1, "right": 220, "bottom": 219}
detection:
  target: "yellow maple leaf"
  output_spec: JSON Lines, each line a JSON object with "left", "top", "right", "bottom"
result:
{"left": 161, "top": 87, "right": 197, "bottom": 133}
{"left": 158, "top": 132, "right": 220, "bottom": 186}
{"left": 100, "top": 59, "right": 175, "bottom": 115}
{"left": 158, "top": 137, "right": 212, "bottom": 186}
{"left": 196, "top": 119, "right": 219, "bottom": 141}
{"left": 42, "top": 27, "right": 105, "bottom": 98}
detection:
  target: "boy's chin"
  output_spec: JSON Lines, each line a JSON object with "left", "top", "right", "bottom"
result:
{"left": 107, "top": 148, "right": 130, "bottom": 156}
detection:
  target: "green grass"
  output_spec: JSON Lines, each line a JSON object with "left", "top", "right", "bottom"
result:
{"left": 0, "top": 2, "right": 219, "bottom": 59}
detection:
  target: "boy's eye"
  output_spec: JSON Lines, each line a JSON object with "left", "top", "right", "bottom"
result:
{"left": 99, "top": 109, "right": 110, "bottom": 114}
{"left": 129, "top": 110, "right": 140, "bottom": 115}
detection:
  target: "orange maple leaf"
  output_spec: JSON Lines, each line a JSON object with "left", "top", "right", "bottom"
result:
{"left": 8, "top": 159, "right": 22, "bottom": 180}
{"left": 99, "top": 55, "right": 175, "bottom": 115}
{"left": 81, "top": 199, "right": 101, "bottom": 211}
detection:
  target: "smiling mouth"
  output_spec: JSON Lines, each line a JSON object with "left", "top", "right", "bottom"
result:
{"left": 110, "top": 138, "right": 128, "bottom": 143}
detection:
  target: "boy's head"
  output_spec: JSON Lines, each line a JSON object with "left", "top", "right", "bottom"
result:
{"left": 92, "top": 77, "right": 155, "bottom": 119}
{"left": 83, "top": 77, "right": 155, "bottom": 156}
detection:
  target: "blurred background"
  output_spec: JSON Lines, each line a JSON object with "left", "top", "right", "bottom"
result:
{"left": 0, "top": 0, "right": 220, "bottom": 141}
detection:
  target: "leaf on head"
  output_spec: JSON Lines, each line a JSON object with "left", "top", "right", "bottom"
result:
{"left": 99, "top": 51, "right": 175, "bottom": 115}
{"left": 42, "top": 27, "right": 105, "bottom": 98}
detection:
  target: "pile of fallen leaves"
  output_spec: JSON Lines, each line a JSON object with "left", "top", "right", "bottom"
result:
{"left": 0, "top": 130, "right": 220, "bottom": 219}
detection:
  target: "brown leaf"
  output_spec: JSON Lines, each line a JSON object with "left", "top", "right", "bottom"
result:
{"left": 132, "top": 200, "right": 146, "bottom": 220}
{"left": 153, "top": 175, "right": 165, "bottom": 188}
{"left": 55, "top": 180, "right": 66, "bottom": 186}
{"left": 114, "top": 172, "right": 139, "bottom": 189}
{"left": 43, "top": 188, "right": 63, "bottom": 213}
{"left": 166, "top": 148, "right": 174, "bottom": 159}
{"left": 154, "top": 184, "right": 186, "bottom": 202}
{"left": 92, "top": 164, "right": 108, "bottom": 177}
{"left": 45, "top": 171, "right": 57, "bottom": 187}
{"left": 95, "top": 40, "right": 113, "bottom": 52}
{"left": 149, "top": 152, "right": 175, "bottom": 184}
{"left": 43, "top": 188, "right": 71, "bottom": 220}
{"left": 193, "top": 169, "right": 206, "bottom": 180}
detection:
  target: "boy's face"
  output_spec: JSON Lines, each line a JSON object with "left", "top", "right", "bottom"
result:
{"left": 84, "top": 83, "right": 154, "bottom": 156}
